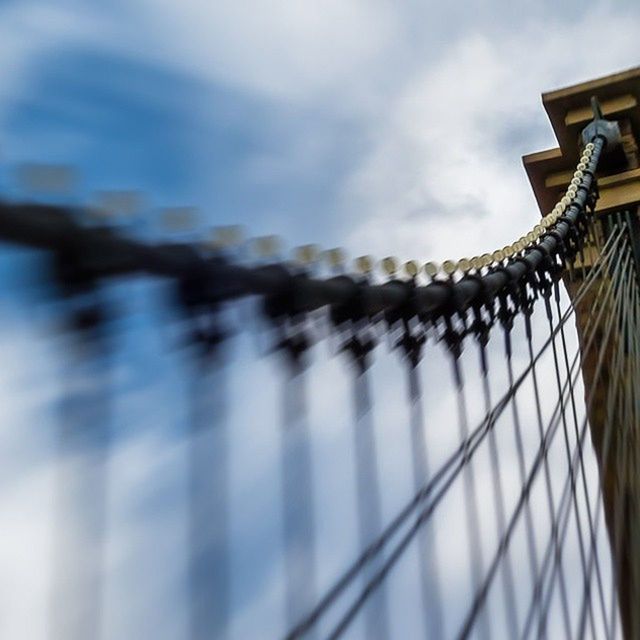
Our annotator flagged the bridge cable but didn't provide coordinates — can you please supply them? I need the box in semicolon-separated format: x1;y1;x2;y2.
518;235;628;639
459;243;632;640
533;241;633;639
284;218;624;639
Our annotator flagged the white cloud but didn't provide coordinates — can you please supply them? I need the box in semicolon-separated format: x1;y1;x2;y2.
341;11;640;263
0;3;633;638
0;1;127;136
127;0;402;109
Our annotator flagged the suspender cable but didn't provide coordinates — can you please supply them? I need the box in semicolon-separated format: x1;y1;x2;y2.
406;353;444;638
285;234;620;638
449;344;492;640
518;237;627;639
351;363;390;640
187;352;230;640
281;362;318;638
476;332;519;638
50;296;111;640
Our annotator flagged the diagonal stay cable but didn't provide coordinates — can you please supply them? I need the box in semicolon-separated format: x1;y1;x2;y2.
332;305;593;640
575;231;640;640
325;243;629;640
458;252;630;640
543;290;597;639
518;243;630;640
574;244;638;640
283;228;624;639
518;238;630;638
539;276;632;637
523;299;573;638
553;274;609;636
512;226;625;640
574;258;639;640
530;246;633;639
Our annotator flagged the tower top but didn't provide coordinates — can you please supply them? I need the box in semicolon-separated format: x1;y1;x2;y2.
524;65;640;214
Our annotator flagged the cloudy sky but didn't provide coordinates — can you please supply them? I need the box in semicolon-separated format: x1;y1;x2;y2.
0;1;639;639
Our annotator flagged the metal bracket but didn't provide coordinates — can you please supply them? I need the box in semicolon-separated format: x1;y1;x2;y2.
581;96;622;152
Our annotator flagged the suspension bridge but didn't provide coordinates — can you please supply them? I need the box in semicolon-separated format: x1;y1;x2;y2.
2;67;640;639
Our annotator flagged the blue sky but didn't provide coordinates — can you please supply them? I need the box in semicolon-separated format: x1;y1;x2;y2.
1;1;639;639
1;0;639;247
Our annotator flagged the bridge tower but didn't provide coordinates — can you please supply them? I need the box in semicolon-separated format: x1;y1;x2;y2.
524;67;640;639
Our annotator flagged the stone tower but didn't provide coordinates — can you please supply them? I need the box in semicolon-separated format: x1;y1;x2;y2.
524;66;640;639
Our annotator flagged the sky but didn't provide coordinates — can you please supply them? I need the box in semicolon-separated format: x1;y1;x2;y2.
0;1;639;639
